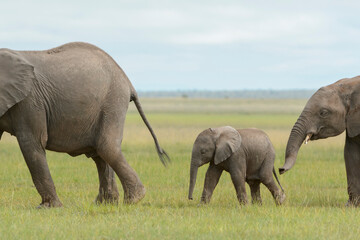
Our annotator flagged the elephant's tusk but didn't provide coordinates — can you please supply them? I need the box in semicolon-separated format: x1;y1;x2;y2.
304;134;312;145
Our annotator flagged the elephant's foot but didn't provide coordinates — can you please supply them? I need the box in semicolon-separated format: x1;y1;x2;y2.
200;197;211;204
37;199;63;209
345;197;360;207
95;189;120;205
237;193;248;206
124;184;146;204
238;199;248;206
251;198;263;205
274;191;286;206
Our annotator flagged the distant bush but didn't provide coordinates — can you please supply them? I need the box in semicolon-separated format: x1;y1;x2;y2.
138;89;315;99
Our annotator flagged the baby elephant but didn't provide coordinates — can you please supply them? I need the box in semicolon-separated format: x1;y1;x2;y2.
188;126;285;205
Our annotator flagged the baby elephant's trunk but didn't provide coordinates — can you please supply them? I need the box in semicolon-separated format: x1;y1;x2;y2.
188;162;199;200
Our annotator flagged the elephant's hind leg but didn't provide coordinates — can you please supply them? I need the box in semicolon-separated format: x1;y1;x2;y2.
92;156;119;204
263;179;285;205
261;178;284;206
260;154;285;205
95;109;145;204
96;141;145;204
248;180;262;205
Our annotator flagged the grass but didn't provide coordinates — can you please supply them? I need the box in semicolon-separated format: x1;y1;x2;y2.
0;98;359;239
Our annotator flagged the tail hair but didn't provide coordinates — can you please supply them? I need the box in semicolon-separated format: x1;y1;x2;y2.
131;93;170;166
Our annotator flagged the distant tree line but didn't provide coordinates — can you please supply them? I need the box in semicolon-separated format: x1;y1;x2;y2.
138;90;316;99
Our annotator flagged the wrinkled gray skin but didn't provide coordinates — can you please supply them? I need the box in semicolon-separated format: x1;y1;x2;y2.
0;42;169;208
279;77;360;206
189;126;285;205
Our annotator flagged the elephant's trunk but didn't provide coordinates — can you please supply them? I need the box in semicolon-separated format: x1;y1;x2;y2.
279;116;308;174
188;161;199;200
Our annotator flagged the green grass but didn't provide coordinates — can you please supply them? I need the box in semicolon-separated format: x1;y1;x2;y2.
0;98;359;239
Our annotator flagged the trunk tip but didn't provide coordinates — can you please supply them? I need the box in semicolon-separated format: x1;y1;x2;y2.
278;167;288;175
188;197;193;200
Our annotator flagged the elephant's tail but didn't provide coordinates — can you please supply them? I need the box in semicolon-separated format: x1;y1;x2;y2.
131;93;170;167
273;167;284;192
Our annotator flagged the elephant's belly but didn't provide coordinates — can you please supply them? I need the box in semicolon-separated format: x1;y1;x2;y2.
46;143;96;157
245;173;261;182
45;123;96;154
45;137;94;154
46;138;94;153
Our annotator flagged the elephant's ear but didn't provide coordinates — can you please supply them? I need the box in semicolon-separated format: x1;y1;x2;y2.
0;49;35;117
346;90;360;137
214;126;242;165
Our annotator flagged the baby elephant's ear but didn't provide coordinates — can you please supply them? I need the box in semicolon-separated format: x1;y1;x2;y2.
0;49;35;117
214;126;242;165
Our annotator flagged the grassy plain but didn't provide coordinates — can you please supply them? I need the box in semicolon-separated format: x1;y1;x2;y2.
0;98;358;239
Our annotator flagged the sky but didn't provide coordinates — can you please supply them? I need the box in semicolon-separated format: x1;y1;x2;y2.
1;0;360;91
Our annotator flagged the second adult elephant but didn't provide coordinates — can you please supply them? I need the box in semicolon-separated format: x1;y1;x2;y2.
279;76;360;206
0;42;169;208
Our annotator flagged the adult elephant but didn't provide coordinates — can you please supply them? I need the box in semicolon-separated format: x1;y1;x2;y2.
0;42;169;208
279;76;360;206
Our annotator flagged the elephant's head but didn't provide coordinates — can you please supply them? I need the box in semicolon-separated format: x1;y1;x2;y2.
188;126;241;200
279;77;360;174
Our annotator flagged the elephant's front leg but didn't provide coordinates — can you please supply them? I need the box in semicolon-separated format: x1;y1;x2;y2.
92;156;119;204
229;169;248;205
201;163;223;203
17;134;62;208
344;136;360;206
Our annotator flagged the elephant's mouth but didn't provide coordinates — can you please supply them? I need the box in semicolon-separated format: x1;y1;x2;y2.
304;133;313;144
305;127;325;144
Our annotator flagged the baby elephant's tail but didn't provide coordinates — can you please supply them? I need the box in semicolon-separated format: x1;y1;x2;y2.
273;167;284;192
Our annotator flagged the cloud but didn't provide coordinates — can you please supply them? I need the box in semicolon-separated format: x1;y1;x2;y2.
0;1;354;48
0;2;329;46
165;5;333;46
1;0;360;90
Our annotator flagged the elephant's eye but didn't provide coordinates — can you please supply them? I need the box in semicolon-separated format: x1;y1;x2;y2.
200;149;206;155
319;109;330;118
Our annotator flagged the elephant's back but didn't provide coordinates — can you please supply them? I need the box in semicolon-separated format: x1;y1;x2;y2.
238;128;274;156
20;42;132;105
22;42;130;89
25;42;115;61
238;128;275;179
46;42;104;53
238;128;271;144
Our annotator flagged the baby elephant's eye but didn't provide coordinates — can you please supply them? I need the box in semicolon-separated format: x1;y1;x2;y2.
200;149;206;155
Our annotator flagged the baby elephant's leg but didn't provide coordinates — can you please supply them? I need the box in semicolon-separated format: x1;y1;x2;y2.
260;155;285;205
201;164;223;203
261;171;285;205
230;169;248;205
248;180;262;205
261;177;285;205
